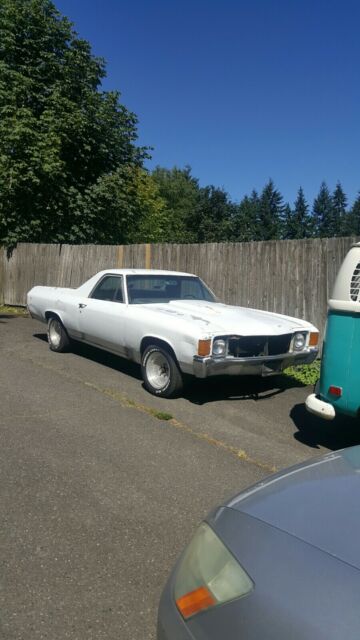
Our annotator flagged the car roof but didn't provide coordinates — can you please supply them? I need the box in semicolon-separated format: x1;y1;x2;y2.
96;269;197;277
227;446;360;570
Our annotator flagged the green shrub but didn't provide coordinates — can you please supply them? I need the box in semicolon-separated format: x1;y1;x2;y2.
284;360;320;386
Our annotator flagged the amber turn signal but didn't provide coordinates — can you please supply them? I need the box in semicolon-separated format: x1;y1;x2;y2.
309;332;319;346
176;586;216;619
198;339;211;356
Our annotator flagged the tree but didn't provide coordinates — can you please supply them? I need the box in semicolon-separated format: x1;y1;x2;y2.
151;166;201;242
345;193;360;236
231;191;259;242
283;187;312;239
331;182;347;236
312;182;333;237
195;185;234;243
257;180;284;240
129;169;170;243
0;0;147;247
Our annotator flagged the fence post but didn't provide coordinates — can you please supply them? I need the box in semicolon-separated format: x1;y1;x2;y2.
145;243;151;269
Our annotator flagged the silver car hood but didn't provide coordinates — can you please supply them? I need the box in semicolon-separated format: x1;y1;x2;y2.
148;300;312;336
227;447;360;569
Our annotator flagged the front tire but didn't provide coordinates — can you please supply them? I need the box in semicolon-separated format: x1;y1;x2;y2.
47;317;70;352
141;345;183;398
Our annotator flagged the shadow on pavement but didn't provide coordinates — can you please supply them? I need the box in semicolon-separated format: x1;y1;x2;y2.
291;402;360;450
182;374;304;405
0;314;21;322
34;333;143;381
33;332;307;403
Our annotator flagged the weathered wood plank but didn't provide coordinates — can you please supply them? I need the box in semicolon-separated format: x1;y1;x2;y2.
2;237;360;339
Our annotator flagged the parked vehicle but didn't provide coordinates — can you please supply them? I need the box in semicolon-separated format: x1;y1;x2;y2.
27;269;319;397
306;242;360;420
158;446;360;640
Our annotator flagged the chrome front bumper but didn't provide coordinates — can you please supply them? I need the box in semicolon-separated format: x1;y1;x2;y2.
193;348;318;379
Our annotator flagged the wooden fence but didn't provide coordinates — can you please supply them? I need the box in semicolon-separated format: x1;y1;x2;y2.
1;237;359;339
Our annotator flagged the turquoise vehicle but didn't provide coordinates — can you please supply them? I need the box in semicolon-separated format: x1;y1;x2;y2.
306;242;360;420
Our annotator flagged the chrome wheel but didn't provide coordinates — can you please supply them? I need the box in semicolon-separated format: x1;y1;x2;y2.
141;345;183;397
49;319;62;348
47;317;70;352
145;351;171;390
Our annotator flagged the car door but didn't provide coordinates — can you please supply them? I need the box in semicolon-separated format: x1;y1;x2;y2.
77;274;128;356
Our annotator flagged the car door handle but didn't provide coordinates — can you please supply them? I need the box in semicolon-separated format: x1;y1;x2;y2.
78;303;87;309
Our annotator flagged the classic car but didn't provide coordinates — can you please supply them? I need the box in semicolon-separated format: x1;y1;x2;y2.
158;446;360;639
27;269;319;397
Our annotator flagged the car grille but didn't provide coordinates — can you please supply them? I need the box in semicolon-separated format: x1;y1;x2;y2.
227;334;293;358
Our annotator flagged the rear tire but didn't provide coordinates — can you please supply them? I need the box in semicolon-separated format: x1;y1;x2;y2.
47;317;70;352
141;345;183;398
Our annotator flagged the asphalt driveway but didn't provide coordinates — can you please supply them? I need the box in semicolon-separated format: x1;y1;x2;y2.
1;316;359;639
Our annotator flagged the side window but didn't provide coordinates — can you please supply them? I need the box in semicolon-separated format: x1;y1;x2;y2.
90;276;124;303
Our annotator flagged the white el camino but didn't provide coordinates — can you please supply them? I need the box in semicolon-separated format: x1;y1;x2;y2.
27;269;319;397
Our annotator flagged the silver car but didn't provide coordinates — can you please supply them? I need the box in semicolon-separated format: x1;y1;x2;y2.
158;447;360;639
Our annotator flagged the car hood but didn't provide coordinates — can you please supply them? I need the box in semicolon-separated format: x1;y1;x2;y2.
227;447;360;569
147;300;313;335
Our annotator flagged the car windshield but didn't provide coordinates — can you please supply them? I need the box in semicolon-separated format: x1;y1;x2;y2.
126;275;217;304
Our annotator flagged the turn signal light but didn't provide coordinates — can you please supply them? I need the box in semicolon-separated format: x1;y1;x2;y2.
176;586;216;619
198;339;211;356
309;332;319;346
328;386;342;397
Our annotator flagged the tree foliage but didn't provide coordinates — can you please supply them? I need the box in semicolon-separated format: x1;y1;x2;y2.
0;1;359;248
283;187;312;239
257;180;284;240
331;182;347;236
0;0;148;246
151;166;200;243
312;182;333;237
346;193;360;235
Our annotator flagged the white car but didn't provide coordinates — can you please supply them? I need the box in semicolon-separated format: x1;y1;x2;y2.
27;269;319;397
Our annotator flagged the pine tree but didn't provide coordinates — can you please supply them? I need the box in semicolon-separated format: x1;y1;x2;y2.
283;187;311;239
257;180;284;240
312;182;333;237
195;186;234;243
231;191;259;242
331;182;347;236
345;193;360;235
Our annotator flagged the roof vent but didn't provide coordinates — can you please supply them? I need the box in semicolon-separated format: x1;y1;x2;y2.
350;262;360;301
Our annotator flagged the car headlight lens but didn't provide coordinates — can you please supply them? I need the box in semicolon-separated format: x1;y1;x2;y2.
293;332;306;351
174;522;253;619
212;339;226;356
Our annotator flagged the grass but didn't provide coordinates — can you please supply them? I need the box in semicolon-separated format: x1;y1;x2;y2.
283;360;321;386
0;304;28;316
148;409;173;421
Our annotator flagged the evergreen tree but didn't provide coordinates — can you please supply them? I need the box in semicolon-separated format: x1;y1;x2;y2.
257;180;284;240
331;182;347;236
345;193;360;235
283;187;311;239
312;182;333;237
231;191;259;242
282;204;294;239
195;186;234;242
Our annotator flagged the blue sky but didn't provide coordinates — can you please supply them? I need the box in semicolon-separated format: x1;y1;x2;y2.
56;0;360;206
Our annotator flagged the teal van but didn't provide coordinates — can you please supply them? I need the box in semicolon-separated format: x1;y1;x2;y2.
306;242;360;420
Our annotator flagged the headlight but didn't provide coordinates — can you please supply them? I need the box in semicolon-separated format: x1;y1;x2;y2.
174;522;253;619
212;339;226;356
293;332;306;351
